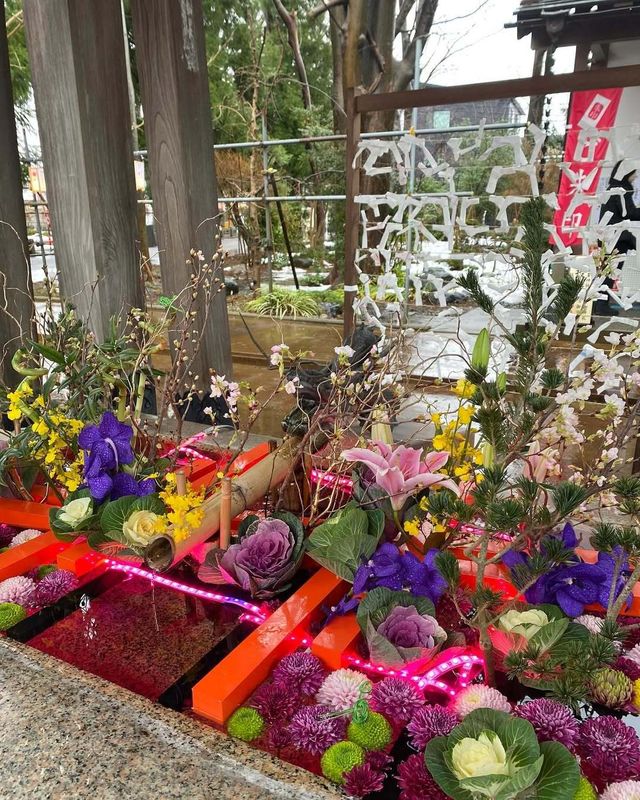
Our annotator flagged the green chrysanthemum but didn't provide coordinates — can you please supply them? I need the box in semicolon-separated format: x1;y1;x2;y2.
590;667;633;708
573;775;597;800
227;707;265;742
37;565;58;579
321;741;365;784
347;711;392;751
0;602;26;630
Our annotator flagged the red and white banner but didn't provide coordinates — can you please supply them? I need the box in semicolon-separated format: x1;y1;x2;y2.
553;88;623;246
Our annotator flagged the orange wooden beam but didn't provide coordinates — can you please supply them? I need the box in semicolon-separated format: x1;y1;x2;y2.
0;497;54;529
192;567;347;724
56;539;105;577
0;531;67;581
312;612;360;671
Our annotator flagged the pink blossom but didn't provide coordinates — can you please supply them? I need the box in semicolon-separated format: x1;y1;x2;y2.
341;441;457;510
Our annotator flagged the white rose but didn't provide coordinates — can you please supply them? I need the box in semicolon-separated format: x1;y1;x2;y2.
58;497;93;527
451;731;510;780
122;510;160;546
499;608;549;640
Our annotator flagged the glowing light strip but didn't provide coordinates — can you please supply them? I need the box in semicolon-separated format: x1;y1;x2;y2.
105;559;267;620
309;468;354;492
344;652;484;697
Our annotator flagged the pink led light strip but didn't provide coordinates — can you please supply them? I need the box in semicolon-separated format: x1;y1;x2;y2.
309;468;353;492
344;651;484;698
105;558;268;621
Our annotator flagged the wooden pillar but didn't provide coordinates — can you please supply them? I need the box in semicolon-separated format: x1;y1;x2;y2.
0;3;34;386
343;88;361;339
23;0;143;339
130;0;232;383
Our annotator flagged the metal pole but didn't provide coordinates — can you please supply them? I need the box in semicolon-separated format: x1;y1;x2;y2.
22;127;48;269
404;36;422;318
262;113;273;293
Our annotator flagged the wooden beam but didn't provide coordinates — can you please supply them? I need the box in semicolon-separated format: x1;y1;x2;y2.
23;0;143;339
130;0;232;383
0;3;35;385
355;64;640;114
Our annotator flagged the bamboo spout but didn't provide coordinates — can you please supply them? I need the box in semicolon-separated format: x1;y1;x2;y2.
144;438;300;572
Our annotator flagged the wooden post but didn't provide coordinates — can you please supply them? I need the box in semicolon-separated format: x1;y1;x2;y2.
0;3;35;386
343;87;361;339
23;0;143;339
130;0;232;383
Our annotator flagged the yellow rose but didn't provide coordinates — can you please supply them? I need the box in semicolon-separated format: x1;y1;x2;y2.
58;496;93;527
498;608;549;640
451;731;509;780
123;510;160;546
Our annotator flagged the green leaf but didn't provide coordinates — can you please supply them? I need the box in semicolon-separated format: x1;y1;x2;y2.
425;736;475;800
237;514;260;540
527;619;570;655
100;493;165;537
471;328;491;372
459;773;511;799
357;587;435;633
365;618;406;667
535;741;580;800
30;341;65;364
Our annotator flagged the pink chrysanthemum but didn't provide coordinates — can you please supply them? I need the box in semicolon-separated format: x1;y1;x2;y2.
369;678;424;723
407;704;458;750
250;682;300;724
34;569;79;606
577;716;640;788
615;656;640;682
601;780;640;800
514;699;579;751
0;524;18;546
272;652;325;696
288;704;347;755
0;576;36;607
343;764;385;797
266;725;292;751
451;684;510;718
396;754;447;800
575;614;604;635
9;529;42;547
627;644;640;667
316;668;370;712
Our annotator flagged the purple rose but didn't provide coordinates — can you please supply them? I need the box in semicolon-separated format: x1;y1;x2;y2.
378;605;441;648
220;518;301;598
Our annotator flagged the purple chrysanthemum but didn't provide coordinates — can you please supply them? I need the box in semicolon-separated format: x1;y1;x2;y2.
343;763;385;797
406;704;458;751
0;575;36;607
33;569;79;606
577;716;640;788
266;725;292;751
615;657;640;681
288;704;347;755
272;652;325;696
9;529;42;547
514;699;579;751
396;754;447;800
369;678;424;723
0;524;18;546
250;682;300;725
366;750;393;772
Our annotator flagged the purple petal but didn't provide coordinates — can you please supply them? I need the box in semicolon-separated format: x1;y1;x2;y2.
555;588;587;617
87;473;113;502
78;424;101;450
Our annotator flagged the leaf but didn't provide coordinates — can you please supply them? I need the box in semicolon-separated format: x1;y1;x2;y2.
528;619;570;656
459;773;511;799
357;587;435;633
100;492;165;537
365;618;405;666
498;715;541;771
424;737;474;800
198;547;228;584
306;504;382;581
506;756;543;797
237;514;259;540
535;741;580;800
30;341;65;364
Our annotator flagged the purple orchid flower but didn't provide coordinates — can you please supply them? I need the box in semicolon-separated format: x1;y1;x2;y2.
526;562;607;617
341;441;458;511
502;523;579;571
79;412;136;501
111;473;156;500
596;547;632;610
403;549;448;603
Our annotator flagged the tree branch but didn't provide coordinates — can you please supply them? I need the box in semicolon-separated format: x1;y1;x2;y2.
395;0;414;38
393;0;440;92
272;0;312;109
309;0;347;20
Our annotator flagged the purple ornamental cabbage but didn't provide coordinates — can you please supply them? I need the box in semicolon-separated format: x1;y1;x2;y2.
220;517;303;599
378;605;442;649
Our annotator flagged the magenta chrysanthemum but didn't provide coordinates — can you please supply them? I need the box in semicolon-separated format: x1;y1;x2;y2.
366;750;393;772
272;652;325;696
451;684;510;718
0;576;36;607
369;678;423;723
577;716;640;787
407;704;458;750
396;754;447;800
250;682;300;724
0;523;18;546
601;780;640;800
343;764;385;797
34;569;79;606
9;529;42;547
615;657;640;681
288;704;347;755
266;725;292;751
514;699;579;751
316;669;370;712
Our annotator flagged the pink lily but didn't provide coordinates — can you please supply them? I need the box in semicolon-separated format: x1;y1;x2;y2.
341;441;458;510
